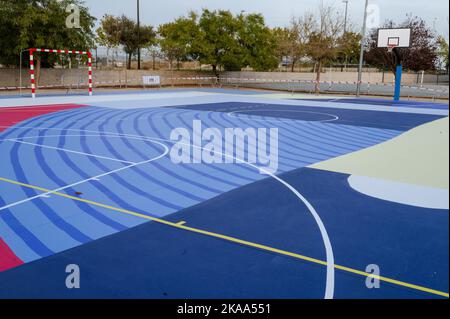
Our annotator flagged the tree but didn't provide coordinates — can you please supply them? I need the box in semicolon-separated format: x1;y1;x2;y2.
147;44;163;70
305;3;344;92
158;12;200;70
273;15;314;72
336;31;362;66
97;15;155;69
236;13;278;71
436;36;449;72
195;9;243;74
364;16;438;74
0;0;96;83
96;14;121;66
158;9;278;75
156;9;278;74
273;27;291;67
117;15;155;69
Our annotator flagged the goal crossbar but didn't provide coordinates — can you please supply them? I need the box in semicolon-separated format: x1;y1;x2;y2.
29;48;93;98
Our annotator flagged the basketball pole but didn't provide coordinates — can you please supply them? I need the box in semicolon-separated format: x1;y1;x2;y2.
356;0;369;97
392;48;403;101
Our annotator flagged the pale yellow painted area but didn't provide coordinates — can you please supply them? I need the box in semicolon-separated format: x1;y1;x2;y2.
311;117;449;189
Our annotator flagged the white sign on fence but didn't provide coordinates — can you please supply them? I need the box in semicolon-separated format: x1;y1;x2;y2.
142;75;161;86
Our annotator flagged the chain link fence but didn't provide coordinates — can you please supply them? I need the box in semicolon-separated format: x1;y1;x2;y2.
0;68;448;100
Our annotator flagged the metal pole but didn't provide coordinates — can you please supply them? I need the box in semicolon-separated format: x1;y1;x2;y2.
343;0;349;34
343;0;349;71
137;0;141;70
19;50;23;96
356;0;369;97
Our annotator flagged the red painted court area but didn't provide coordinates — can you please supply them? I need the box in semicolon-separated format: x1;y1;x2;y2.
0;103;86;271
0;104;87;132
0;238;23;272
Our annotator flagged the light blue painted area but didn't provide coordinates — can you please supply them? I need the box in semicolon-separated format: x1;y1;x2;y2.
0;87;270;100
2;89;446;116
348;175;449;210
0;221;42;263
4;200;82;254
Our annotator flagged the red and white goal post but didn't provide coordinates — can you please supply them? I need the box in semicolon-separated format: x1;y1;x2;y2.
29;48;93;98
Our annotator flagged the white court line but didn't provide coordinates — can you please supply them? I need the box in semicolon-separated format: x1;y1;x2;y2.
0;137;169;212
0;127;335;299
228;109;340;124
5;139;136;165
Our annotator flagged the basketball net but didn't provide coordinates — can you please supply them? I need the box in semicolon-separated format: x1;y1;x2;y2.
387;45;397;53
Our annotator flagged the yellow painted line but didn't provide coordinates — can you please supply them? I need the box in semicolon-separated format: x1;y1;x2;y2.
177;221;187;226
0;176;448;298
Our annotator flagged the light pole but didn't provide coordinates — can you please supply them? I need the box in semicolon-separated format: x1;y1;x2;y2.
137;0;141;70
343;0;349;34
343;0;349;71
356;0;369;97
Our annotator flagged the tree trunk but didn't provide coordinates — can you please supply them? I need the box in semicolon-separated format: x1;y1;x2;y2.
152;54;156;70
291;60;295;72
212;65;219;82
315;60;322;94
127;53;132;70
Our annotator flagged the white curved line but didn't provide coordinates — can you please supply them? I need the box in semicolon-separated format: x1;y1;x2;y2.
0;137;169;212
228;109;339;123
171;138;336;299
6;138;136;165
1;126;336;299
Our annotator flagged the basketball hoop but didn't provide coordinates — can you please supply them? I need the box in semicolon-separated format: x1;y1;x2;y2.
376;28;412;101
387;37;400;53
387;44;397;53
377;28;411;49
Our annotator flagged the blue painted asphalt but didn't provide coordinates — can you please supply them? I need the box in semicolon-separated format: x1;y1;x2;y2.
0;167;446;298
0;102;403;265
296;98;448;110
0;95;447;298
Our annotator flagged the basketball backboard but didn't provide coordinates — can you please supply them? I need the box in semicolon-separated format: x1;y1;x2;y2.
377;28;411;48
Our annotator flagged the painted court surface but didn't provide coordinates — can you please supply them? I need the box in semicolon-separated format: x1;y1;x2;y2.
0;89;448;299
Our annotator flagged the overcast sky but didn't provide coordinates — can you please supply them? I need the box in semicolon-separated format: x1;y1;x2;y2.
83;0;449;39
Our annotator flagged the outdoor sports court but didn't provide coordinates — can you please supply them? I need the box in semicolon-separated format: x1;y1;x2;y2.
0;88;448;299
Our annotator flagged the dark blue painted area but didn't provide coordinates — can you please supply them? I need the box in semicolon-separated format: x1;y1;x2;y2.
279;168;448;298
293;98;449;110
0;167;446;298
339;98;449;110
0;217;326;299
173;102;445;131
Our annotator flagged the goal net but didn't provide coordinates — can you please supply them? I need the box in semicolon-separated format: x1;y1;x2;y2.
29;48;93;98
